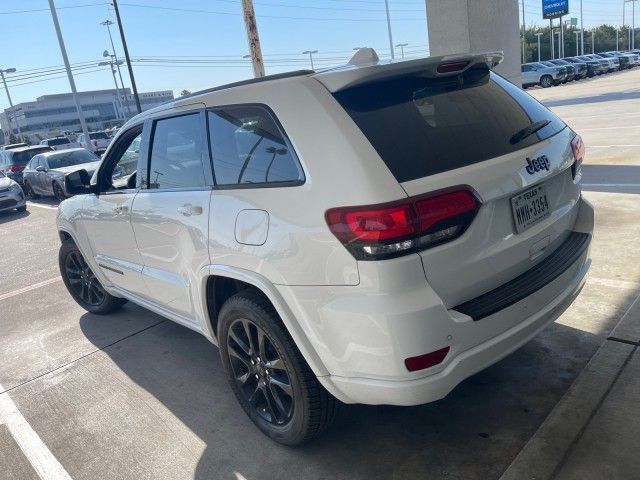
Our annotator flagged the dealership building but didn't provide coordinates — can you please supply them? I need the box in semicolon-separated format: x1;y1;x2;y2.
0;88;174;142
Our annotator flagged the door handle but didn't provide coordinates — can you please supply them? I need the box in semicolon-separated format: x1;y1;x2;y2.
177;204;203;216
113;204;129;214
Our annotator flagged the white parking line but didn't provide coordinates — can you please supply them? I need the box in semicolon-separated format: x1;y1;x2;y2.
26;202;58;210
0;382;73;480
0;277;62;302
578;125;640;131
582;184;640;188
587;145;640;148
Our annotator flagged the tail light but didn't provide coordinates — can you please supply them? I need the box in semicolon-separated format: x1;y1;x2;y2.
571;134;584;180
325;188;480;260
10;164;25;173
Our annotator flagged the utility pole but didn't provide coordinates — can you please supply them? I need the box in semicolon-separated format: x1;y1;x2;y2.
522;0;526;62
384;0;394;59
101;19;131;117
560;16;564;58
48;0;92;151
0;68;22;141
580;0;584;55
574;31;580;55
617;28;620;50
112;0;142;113
634;0;636;49
302;50;318;70
535;33;543;61
395;43;408;58
592;30;595;53
241;0;265;78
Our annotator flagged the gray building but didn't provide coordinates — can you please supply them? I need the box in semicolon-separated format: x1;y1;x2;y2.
0;88;174;143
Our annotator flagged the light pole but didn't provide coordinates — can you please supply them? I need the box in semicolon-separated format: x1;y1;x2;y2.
100;20;131;117
0;67;22;141
592;30;595;53
395;43;408;58
48;0;92;151
112;0;142;113
99;58;125;122
535;33;543;61
574;31;580;55
302;50;318;70
522;0;526;62
384;0;394;59
580;0;584;54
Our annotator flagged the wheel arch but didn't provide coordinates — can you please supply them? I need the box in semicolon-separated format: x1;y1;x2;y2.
199;265;329;377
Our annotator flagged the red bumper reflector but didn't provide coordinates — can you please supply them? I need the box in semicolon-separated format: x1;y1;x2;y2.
404;347;450;372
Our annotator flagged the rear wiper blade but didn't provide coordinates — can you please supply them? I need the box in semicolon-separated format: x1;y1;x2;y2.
510;119;551;145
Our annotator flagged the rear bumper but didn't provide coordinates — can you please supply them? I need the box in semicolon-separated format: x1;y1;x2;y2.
286;197;594;405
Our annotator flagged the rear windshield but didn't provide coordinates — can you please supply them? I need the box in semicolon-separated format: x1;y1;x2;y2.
48;150;99;169
89;132;108;140
334;67;566;182
47;138;70;146
11;148;52;164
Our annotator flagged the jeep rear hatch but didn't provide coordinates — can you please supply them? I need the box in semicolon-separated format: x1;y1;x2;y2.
330;58;583;310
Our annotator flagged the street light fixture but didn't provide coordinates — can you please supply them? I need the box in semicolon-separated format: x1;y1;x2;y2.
0;67;22;141
302;50;318;70
100;19;131;117
395;43;408;58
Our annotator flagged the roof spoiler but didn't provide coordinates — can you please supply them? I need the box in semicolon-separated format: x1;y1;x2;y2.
314;50;504;92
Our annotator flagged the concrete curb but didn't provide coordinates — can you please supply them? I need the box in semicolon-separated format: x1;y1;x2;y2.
500;292;640;480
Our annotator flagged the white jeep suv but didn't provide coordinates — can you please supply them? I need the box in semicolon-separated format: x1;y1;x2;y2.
57;51;593;445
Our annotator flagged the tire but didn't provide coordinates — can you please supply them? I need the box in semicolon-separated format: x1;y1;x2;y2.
53;182;66;201
59;240;127;314
23;181;37;199
16;205;26;212
540;75;553;88
218;291;339;446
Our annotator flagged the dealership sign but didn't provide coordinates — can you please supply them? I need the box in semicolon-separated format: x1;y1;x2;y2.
542;0;569;19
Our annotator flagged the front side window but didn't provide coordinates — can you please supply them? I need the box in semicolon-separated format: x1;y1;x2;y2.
99;127;143;191
147;113;205;190
207;105;304;187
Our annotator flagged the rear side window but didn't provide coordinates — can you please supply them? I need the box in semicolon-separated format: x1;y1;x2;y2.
334;68;565;183
48;138;70;146
148;113;206;190
13;148;51;164
207;105;304;187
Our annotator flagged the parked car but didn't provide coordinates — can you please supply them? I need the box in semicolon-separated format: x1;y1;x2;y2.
604;51;640;68
0;145;52;185
521;62;565;88
0;142;28;151
586;54;619;72
57;52;593;445
77;131;111;153
39;136;80;151
598;52;630;69
0;170;26;213
539;61;573;82
550;59;587;79
564;56;600;77
22;148;101;201
576;55;609;74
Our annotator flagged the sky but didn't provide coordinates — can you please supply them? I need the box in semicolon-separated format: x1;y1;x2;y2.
0;0;633;110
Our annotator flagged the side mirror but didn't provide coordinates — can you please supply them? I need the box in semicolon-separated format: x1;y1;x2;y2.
35;165;46;172
65;169;94;195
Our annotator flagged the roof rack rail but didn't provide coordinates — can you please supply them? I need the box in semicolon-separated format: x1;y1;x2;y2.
178;70;314;101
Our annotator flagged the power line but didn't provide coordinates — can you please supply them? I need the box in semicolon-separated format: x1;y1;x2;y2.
0;2;107;15
118;2;425;21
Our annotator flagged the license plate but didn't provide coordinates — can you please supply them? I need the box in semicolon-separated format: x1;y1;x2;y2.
511;184;551;233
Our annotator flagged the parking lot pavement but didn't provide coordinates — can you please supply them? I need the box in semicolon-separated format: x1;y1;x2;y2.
0;69;639;480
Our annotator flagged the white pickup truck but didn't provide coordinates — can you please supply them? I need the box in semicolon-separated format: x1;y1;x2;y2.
77;131;111;153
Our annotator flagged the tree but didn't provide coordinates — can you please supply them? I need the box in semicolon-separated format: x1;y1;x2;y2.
180;89;191;97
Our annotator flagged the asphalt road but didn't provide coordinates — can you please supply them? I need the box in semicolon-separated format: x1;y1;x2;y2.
1;68;639;480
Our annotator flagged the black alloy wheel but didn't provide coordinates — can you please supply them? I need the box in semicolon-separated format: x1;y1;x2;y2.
64;249;106;307
227;317;294;426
